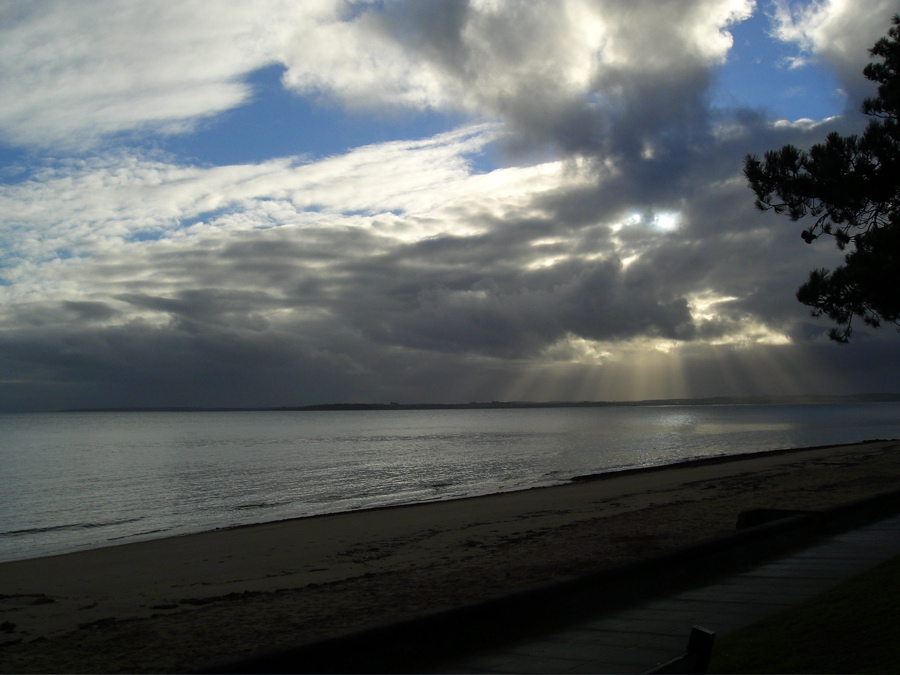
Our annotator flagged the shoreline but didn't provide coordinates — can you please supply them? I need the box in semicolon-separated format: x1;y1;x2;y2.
0;442;846;567
3;439;900;672
11;438;891;567
568;437;896;481
216;437;894;529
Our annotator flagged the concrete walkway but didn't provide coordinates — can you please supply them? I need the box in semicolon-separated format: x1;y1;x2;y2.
426;512;900;674
201;490;900;674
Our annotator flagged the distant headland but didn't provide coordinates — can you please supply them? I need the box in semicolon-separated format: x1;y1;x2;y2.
60;393;900;413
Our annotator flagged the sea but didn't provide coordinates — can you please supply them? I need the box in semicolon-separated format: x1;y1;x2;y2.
2;402;900;564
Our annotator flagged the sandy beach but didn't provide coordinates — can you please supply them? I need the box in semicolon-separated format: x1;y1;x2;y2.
2;440;900;673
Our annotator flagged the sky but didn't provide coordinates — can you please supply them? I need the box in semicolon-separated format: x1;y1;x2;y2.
1;0;899;412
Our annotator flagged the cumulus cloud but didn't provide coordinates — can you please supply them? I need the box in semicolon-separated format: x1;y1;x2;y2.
280;0;755;159
1;0;756;154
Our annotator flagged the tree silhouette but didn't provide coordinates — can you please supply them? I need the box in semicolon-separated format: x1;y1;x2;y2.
744;15;900;342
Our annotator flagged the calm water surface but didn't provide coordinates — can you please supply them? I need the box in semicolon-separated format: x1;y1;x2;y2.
1;403;899;562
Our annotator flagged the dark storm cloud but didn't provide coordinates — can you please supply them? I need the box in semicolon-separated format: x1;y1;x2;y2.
61;301;120;322
96;214;698;358
115;290;288;332
0;322;367;411
340;256;697;357
371;0;731;165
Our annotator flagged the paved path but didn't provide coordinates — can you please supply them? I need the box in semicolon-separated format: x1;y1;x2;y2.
427;512;900;674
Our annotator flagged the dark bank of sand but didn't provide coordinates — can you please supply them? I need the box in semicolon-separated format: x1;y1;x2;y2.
2;440;900;673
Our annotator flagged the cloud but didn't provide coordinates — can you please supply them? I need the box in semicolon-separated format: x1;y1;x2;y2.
1;0;891;159
1;0;756;156
769;0;899;111
0;0;308;149
281;0;755;158
0;125;500;275
0;109;878;410
3;2;900;411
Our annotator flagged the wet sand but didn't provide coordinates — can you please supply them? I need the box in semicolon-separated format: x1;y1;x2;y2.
2;440;900;673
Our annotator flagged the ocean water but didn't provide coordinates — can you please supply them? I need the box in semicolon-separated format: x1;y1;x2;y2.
1;403;899;563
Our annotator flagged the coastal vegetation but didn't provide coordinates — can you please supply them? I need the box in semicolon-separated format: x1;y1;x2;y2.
745;16;900;342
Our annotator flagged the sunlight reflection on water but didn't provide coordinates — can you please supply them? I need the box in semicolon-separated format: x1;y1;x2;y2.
2;403;899;562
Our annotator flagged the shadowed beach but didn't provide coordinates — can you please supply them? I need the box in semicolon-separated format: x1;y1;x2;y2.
2;440;900;673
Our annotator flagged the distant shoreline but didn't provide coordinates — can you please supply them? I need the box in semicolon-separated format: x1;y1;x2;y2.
57;392;900;413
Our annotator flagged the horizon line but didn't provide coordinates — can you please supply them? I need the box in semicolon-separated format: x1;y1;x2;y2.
52;392;900;414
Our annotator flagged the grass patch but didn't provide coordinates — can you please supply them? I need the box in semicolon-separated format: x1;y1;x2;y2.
709;553;900;673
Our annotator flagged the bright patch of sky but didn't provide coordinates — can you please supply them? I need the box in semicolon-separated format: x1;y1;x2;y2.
0;64;489;177
713;3;846;121
160;64;486;169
